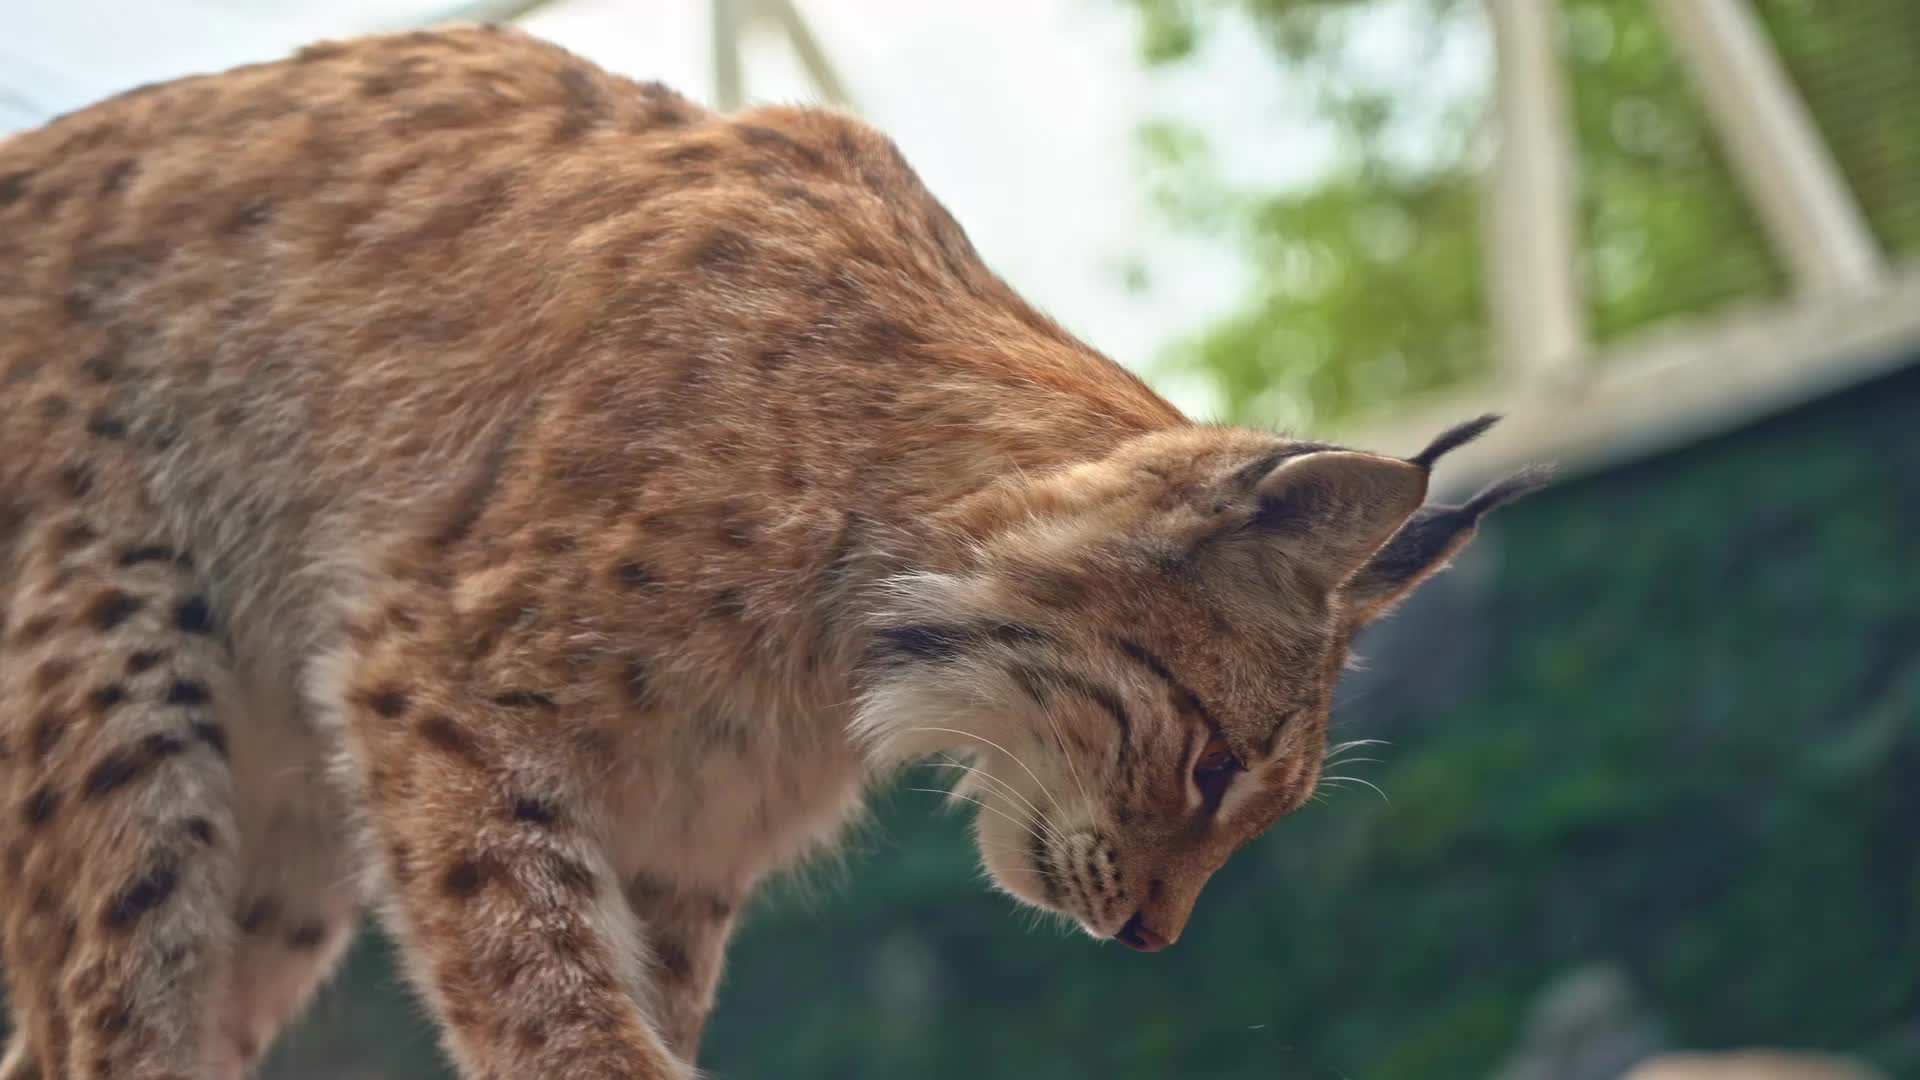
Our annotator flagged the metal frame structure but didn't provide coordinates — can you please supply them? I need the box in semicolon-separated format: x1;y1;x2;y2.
711;0;851;111
1337;0;1916;494
419;0;850;109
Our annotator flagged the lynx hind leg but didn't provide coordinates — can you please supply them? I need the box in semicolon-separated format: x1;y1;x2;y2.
0;501;240;1079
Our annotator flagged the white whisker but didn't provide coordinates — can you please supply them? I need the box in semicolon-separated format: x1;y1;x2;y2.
1319;775;1390;803
894;726;1064;817
918;758;1069;847
932;754;1053;826
905;787;1054;847
1036;701;1093;811
1328;738;1390;755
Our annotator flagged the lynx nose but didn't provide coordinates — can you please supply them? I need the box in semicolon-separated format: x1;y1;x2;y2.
1115;911;1172;953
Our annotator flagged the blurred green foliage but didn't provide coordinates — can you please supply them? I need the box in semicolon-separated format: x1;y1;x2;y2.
1129;0;1920;428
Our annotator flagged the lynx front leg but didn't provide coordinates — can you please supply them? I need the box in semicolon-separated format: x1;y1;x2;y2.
623;873;742;1060
334;616;687;1080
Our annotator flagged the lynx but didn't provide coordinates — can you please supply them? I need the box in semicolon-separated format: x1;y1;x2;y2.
0;25;1545;1079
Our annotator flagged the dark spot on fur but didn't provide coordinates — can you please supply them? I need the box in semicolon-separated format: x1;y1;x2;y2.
183;816;216;845
100;158;138;195
441;858;492;899
550;68;605;141
0;170;30;207
363;686;409;718
360;72;403;97
32;183;70;217
140;732;187;759
86;412;128;440
88;683;129;714
165;679;211;706
860;317;919;359
57;465;94;501
174;595;215;634
191;721;228;758
756;344;798;371
238;896;282;934
29;708;68;760
491;690;556;710
125;649;167;675
102;861;179;929
738;123;829;170
15;612;58;644
514;1020;550;1051
709;590;746;619
691;227;753;273
654;936;693;980
59;520;100;549
406;168;516;243
82;351;120;383
770;181;833;211
418;714;483;763
511;796;559;826
87;589;144;631
616;561;654;588
33;656;76;692
82;745;150;798
118;544;178;567
22;786;60;827
285;920;327;949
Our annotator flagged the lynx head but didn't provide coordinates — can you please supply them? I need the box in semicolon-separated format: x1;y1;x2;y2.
856;415;1547;950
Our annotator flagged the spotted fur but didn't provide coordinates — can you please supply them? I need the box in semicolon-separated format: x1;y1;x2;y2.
0;25;1542;1079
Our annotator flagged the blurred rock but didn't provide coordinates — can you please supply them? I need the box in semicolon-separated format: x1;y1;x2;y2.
1624;1050;1889;1080
1491;965;1666;1080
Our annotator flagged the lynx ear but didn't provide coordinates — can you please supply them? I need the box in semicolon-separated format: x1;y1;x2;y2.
1247;451;1429;584
1344;465;1553;625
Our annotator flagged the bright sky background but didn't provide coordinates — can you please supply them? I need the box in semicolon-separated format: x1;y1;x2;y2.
2;0;1480;420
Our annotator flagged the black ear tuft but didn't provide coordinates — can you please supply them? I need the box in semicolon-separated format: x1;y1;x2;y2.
1464;464;1555;515
1411;414;1501;469
1342;463;1552;625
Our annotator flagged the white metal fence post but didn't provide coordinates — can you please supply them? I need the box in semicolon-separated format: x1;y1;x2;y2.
1652;0;1885;295
1485;0;1589;384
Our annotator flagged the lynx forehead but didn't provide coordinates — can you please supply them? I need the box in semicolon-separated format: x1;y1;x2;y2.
0;24;1543;1079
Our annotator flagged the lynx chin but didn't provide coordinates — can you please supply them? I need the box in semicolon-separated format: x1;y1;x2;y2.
0;24;1547;1079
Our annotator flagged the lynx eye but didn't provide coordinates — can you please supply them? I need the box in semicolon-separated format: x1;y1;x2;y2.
1193;734;1243;808
1194;735;1240;775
